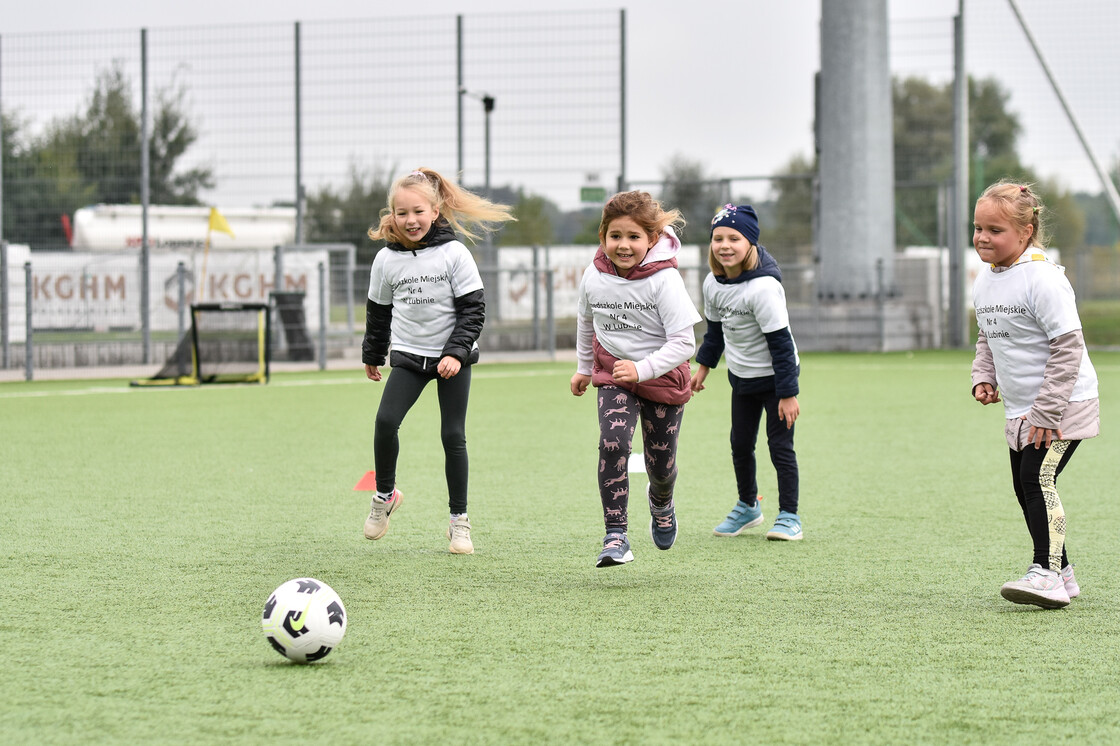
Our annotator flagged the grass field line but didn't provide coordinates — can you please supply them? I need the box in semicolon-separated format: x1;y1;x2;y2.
0;367;567;399
0;385;146;399
2;357;1115;400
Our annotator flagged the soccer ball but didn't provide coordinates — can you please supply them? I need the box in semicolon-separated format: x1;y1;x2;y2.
261;578;347;663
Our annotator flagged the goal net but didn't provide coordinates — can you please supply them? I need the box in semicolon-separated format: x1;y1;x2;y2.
133;302;271;386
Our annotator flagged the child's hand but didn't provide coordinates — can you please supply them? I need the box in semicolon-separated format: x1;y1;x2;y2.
570;373;591;396
779;396;800;429
973;382;1000;405
437;356;462;379
612;360;638;383
1026;419;1063;450
365;364;382;381
690;365;710;393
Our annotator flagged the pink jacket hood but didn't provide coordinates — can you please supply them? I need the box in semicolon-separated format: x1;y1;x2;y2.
592;225;681;280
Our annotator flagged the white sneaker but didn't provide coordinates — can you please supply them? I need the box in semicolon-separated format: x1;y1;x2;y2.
1061;564;1080;599
1000;564;1070;609
363;489;403;540
447;515;474;554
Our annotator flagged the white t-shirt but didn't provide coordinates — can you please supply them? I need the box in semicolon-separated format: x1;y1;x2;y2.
367;240;483;358
972;250;1098;418
577;265;701;363
702;273;798;379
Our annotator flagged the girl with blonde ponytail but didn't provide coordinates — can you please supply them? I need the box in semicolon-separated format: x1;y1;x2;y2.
361;168;514;555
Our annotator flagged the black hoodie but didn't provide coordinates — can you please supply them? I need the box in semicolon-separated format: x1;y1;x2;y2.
361;218;486;368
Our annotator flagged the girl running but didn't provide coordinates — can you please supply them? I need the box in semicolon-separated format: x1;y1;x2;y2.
362;167;514;555
570;191;702;567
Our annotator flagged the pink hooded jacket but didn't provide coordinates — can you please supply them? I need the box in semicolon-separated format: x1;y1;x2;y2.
587;229;693;405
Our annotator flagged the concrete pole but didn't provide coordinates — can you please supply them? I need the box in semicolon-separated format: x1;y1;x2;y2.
817;0;895;300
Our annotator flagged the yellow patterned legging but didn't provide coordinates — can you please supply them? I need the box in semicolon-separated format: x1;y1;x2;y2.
1009;440;1079;572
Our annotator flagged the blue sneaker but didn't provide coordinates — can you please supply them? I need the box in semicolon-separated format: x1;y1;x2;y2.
596;532;634;567
765;511;803;541
648;490;677;550
713;498;763;536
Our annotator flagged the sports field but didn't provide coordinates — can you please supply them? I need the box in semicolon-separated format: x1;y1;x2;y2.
3;350;1118;744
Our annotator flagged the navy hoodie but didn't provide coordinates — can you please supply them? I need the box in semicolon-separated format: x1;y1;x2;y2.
695;246;799;398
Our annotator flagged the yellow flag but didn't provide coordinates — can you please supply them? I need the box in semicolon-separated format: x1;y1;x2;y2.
208;207;235;238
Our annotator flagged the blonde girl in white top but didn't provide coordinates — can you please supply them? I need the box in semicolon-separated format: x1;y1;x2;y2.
971;180;1099;609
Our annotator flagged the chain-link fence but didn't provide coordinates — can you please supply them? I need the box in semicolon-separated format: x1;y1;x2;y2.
892;3;1120;302
1;10;623;247
0;241;587;377
3;3;1119;376
0;9;624;375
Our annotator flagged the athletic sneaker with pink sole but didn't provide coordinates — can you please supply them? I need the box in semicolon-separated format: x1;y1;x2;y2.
1061;564;1080;599
363;488;403;540
1000;564;1070;609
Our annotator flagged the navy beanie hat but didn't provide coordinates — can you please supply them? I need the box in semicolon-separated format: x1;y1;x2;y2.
710;204;760;245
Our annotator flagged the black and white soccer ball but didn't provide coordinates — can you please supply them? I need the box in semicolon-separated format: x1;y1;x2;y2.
261;578;347;663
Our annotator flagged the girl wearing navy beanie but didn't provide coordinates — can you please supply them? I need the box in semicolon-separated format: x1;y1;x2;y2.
691;204;803;541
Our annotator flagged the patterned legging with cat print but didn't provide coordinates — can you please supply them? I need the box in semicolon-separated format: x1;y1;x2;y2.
596;385;685;534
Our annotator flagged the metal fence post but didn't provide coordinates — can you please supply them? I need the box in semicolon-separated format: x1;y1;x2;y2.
1;241;8;369
294;21;305;245
345;243;356;334
532;245;541;350
456;15;464;181
0;35;4;244
318;260;327;370
177;262;186;340
876;257;886;353
274;244;284;294
273;244;285;354
176;261;187;377
140;27;151;364
24;261;33;381
618;8;627;193
545;268;555;358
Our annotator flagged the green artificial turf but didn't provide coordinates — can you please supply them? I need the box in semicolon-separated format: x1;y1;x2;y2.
2;351;1119;744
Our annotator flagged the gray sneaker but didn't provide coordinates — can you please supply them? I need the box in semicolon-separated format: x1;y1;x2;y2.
648;490;677;551
363;488;403;540
596;532;634;568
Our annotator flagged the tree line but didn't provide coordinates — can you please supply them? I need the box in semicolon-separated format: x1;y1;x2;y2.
3;65;1116;271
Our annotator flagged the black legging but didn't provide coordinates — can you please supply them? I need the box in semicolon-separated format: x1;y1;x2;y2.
374;364;472;514
1010;439;1079;571
730;386;799;514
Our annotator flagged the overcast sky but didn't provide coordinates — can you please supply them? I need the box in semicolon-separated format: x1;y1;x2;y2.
4;1;1116;196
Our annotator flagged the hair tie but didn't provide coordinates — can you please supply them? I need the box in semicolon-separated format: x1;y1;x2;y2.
1032;206;1040;215
410;170;425;177
1019;185;1028;193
